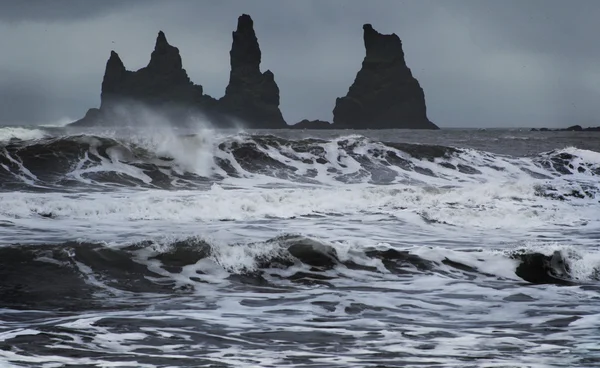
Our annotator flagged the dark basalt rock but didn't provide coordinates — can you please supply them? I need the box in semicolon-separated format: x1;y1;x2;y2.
72;31;213;127
286;239;339;269
531;125;600;132
71;16;441;130
71;108;102;127
71;15;285;128
218;14;287;129
291;119;332;129
333;24;438;130
103;31;210;108
101;33;196;107
512;250;574;285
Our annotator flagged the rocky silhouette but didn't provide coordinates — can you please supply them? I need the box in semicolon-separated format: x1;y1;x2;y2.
71;16;438;130
72;31;213;127
333;24;438;129
531;125;600;132
218;14;286;128
101;32;206;108
71;15;285;128
291;119;332;129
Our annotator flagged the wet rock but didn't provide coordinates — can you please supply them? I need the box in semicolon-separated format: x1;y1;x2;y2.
512;251;574;285
291;119;332;129
287;239;339;269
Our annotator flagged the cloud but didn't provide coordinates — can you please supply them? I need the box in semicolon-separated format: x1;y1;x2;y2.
0;0;151;23
0;0;598;127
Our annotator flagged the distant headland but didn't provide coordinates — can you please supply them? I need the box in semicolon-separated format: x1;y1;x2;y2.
530;125;600;132
70;14;438;130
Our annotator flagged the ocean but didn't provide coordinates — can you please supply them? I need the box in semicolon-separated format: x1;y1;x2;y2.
0;125;599;367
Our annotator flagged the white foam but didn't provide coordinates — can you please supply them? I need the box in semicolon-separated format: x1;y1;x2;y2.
0;127;47;141
125;127;222;177
0;149;39;185
66;136;153;185
412;246;522;280
3;133;600;368
0;328;40;342
38;117;74;127
0;181;590;228
559;146;600;166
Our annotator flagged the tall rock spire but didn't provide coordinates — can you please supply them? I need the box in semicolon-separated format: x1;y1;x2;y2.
229;14;261;73
219;14;286;128
100;51;129;107
147;31;184;75
333;24;438;129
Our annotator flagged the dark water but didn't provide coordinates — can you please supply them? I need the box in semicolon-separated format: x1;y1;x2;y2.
1;126;599;367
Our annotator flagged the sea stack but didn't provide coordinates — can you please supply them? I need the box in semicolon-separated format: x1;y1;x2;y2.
101;31;206;108
72;31;211;126
71;16;439;130
333;24;438;129
70;15;285;128
218;14;286;129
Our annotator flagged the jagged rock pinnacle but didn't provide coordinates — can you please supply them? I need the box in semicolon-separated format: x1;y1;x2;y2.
220;14;286;128
100;51;128;107
148;30;183;72
230;14;261;72
333;24;438;129
156;30;168;49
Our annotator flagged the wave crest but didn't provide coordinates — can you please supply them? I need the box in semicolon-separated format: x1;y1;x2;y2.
1;132;598;198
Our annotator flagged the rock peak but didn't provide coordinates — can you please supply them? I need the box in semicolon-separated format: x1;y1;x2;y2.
101;50;128;107
237;14;254;30
107;50;125;69
155;30;169;51
362;24;403;62
99;31;192;112
73;15;438;130
147;30;183;72
333;23;437;129
230;14;261;72
220;13;286;128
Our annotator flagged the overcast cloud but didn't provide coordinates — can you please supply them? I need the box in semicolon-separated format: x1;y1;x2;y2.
0;0;598;128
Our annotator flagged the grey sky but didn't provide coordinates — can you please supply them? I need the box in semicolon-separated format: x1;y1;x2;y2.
0;0;598;128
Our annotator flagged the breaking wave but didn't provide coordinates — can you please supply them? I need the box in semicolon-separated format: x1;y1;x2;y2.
1;129;599;201
2;127;600;368
3;235;598;310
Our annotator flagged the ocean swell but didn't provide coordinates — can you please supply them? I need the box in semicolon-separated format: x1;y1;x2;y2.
1;131;598;199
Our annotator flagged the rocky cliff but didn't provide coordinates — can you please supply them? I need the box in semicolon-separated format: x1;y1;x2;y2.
333;24;438;129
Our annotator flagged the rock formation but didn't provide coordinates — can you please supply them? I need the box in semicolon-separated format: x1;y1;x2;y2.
332;24;438;129
101;31;207;108
531;125;600;132
71;16;440;130
218;14;286;129
72;31;213;127
291;119;332;129
71;15;285;128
